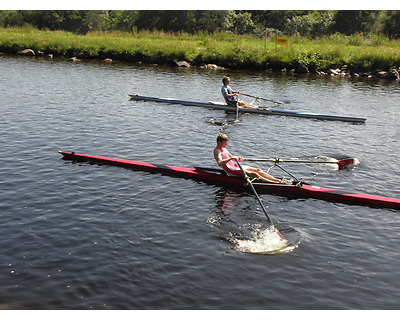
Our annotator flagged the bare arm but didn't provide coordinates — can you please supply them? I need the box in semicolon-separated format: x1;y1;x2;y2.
214;148;244;167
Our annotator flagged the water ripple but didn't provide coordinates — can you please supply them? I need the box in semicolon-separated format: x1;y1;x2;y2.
1;57;399;309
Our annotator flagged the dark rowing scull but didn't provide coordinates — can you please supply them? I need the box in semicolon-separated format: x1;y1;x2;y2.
129;94;366;123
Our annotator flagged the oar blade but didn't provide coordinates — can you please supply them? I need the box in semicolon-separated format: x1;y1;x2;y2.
273;226;286;239
337;158;356;170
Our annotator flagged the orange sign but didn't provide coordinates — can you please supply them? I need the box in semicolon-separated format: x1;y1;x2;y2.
276;37;288;46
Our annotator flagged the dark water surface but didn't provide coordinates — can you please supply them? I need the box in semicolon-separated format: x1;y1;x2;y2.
1;55;399;309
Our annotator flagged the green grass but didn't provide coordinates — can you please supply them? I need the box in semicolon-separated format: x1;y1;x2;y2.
1;26;400;72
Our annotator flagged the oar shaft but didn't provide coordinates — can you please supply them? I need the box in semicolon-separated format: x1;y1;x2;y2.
245;158;340;164
236;160;286;240
241;93;284;105
244;157;355;170
235;160;272;224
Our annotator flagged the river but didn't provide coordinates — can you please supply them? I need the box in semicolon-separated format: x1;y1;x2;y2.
1;55;399;310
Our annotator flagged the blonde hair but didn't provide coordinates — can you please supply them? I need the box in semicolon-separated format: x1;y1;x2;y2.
216;133;229;143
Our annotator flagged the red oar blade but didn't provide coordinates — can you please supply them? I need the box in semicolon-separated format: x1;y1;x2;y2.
274;227;286;239
337;158;355;170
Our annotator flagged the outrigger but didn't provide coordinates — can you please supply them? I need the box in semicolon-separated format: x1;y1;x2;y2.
59;151;399;209
129;94;366;123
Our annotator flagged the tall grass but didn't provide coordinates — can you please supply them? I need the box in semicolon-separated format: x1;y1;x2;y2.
1;27;400;72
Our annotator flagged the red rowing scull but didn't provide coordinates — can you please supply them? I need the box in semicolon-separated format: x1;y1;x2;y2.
59;151;400;210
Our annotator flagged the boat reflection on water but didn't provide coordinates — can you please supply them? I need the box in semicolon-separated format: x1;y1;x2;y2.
207;189;301;254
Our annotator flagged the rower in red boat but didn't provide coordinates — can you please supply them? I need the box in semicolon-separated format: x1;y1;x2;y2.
214;133;285;184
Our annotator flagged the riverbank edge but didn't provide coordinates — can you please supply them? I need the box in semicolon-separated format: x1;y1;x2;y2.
2;46;400;81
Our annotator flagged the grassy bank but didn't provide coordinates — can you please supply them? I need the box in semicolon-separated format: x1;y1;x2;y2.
1;26;400;74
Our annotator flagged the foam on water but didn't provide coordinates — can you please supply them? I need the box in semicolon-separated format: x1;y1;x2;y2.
232;227;297;254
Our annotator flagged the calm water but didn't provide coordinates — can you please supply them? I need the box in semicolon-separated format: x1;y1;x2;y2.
1;55;399;309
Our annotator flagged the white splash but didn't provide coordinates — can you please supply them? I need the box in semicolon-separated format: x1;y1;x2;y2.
233;227;294;254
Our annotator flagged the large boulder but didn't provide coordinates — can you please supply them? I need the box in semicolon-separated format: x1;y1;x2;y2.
200;64;226;70
174;59;190;67
327;68;341;76
18;49;35;56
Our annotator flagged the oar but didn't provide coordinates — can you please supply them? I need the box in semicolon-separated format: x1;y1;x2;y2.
244;157;355;170
241;93;284;105
235;100;240;122
235;160;285;239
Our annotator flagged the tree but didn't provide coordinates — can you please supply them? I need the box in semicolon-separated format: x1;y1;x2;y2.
2;9;400;38
249;10;309;32
232;11;256;34
333;10;374;35
383;10;400;38
82;10;112;32
109;11;139;32
193;11;235;33
17;10;65;30
285;11;335;37
0;10;26;27
135;11;196;32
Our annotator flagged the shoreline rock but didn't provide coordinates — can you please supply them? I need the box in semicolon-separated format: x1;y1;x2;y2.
200;64;227;70
174;59;190;67
17;48;35;56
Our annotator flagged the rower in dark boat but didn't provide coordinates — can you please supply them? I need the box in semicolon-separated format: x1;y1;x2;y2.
221;76;254;108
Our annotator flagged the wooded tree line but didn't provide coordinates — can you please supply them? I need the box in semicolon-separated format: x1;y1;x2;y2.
1;10;400;38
